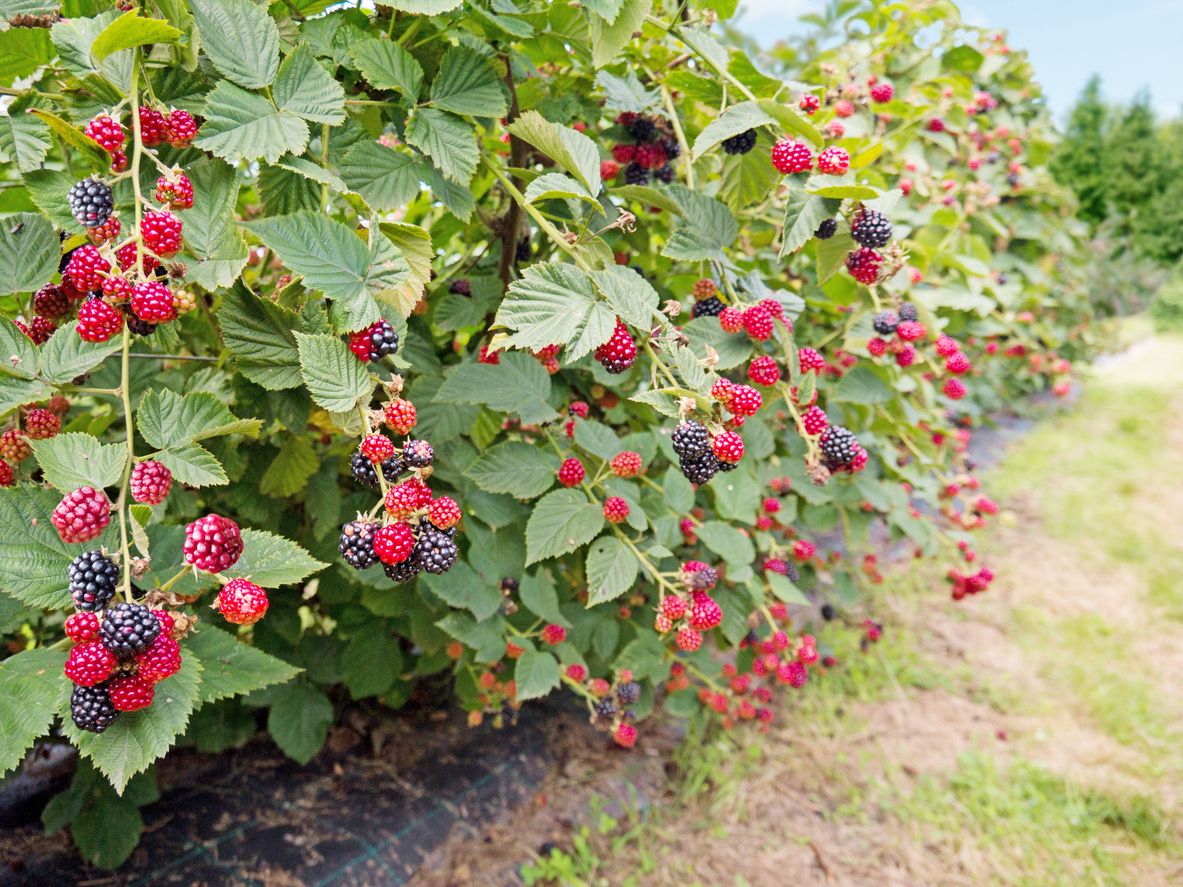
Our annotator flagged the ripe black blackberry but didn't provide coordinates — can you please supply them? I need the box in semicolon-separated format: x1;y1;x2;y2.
500;577;519;593
850;208;892;248
624;162;649;185
721;128;757;155
414;523;457;574
689;566;718;591
125;311;156;337
815;218;838;239
654;164;675;183
70;683;118;733
515;237;531;263
661;138;681;160
671;421;710;461
339;520;379;569
362;320;399;361
783;560;800;583
680;452;719;485
717;458;738;473
594;697;617;718
627;117;656;142
99;602;161;659
616;681;641;705
67;178;114;228
898;302;918;322
872;310;899;336
350;451;404;487
402;439;434;469
691;296;725;318
819;425;859;468
449;278;471;296
820;602;835;621
68;551;120;611
384;557;421;584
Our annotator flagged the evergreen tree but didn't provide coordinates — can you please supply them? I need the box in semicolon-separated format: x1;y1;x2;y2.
1051;76;1109;226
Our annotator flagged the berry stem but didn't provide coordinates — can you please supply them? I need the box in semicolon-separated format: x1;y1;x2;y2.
648;16;757;103
115;326;136;601
157;566;190;594
356;404;390;501
641;339;680;390
484;161;594;272
658;81;694;188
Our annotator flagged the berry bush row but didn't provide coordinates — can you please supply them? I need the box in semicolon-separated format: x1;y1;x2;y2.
0;0;1096;867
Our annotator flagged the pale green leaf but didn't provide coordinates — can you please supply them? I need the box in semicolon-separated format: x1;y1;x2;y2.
524;172;595;206
30;433;125;491
231;527;326;588
405;107;477;185
37;322;121;384
0;648;66;777
158;443;227;487
0;212;57;297
217;284;303;390
690;100;774;160
339;141;422;211
0;108;51;174
0;317;38;379
779;183;841;258
507;110;601;195
429;45;506;118
592;265;659;329
588;0;650;68
348;36;423;99
525;488;604;565
585;535;638;605
294;332;375;414
137;389;261;449
464;440;559;499
274;44;345;124
195;81;308;165
91;10;179;62
495;261;615;362
188;0;279;89
435;352;556;425
514;647;560;701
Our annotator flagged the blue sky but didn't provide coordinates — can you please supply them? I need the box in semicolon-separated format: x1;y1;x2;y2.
736;0;1183;122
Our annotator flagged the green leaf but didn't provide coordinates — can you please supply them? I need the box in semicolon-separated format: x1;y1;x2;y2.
91;10;179;62
158;443;227;487
294;332;375;414
378;222;432;316
696;520;754;566
217;284;303;390
662;189;738;262
349;36;423;99
833;366;894;404
805;173;879;200
507;111;601;195
518;570;566;624
683;316;752;370
756;98;823;147
573;419;623;462
495;262;615;362
339;141;422;211
766;572;809;606
779;183;841;258
138;389;261;449
0;29;52;86
0;648;66;777
259;437;319;497
816;231;855;284
592;265;659;329
428;45;506;118
0;111;51;174
51;12;133;94
181;157;248;288
267;681;332;764
595;69;660;113
0;377;51;416
691;100;774;160
183;625;300;704
588;0;650;68
420;561;502;620
514;647;560;701
30;433;125;492
0;212;57;296
381;0;462;11
0;317;39;379
68;768;145;869
188;0;279;89
582;0;625;23
274;44;345;125
62;654;202;793
525;488;604;565
231;527;326;588
464;440;559;499
195;81;308;165
405;107;478;186
37;321;121;384
0;486;116;610
585;535;638;605
340;625;403;699
435;352;557;425
524;172;595;206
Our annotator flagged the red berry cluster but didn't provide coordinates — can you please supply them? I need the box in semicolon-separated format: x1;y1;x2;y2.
605;112;679;186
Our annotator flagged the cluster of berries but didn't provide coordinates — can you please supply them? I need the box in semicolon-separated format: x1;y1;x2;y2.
671;419;738;486
868;304;971;400
181;513;268;625
651;561;724;654
453;640;521;729
844;206;894;285
60;109;201;343
0;398;69;484
62;551;181;733
576;667;642;748
603;112;679;186
347;319;400;363
340;390;462;583
947;567;995;601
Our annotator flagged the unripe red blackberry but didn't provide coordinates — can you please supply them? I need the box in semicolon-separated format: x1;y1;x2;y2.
164;109;198;147
850;208;892;249
688;591;722;630
67;178;114;229
834;99;855;118
798;347;825;373
719;307;744;332
801;405;828;436
817;146;850;175
99;602;161;659
385;478;430;517
0;429;30;463
348;319;399;362
712;430;744;463
777;660;808;688
183;513;243;572
426;497;461;530
845;247;884;285
64;641;117;687
613;723;638;748
610;450;642;478
116;240;159;274
870;82;895;103
896;320;926;341
141;209;183;257
661;595;687;621
215;578;269;625
692;278;717;300
675;627;702;652
374;522;415;564
154;171;194;210
727;385;762;417
70;683;118;733
25;316;56;345
34;285;69;319
130;280;176;323
635;141;668;168
721;128;757;155
594;319;637;374
943;377;968;400
84;115;125;153
946;352;970;374
65;245;111;292
101;273;132;302
747;356;781;386
603;496;629;523
770;139;813;174
87;215;121;246
339;520;379;569
799;95;820;114
0;459;11;487
384;398;417;435
138;106;167;146
935;335;959;357
742;306;774;341
151;609;176;638
130;460;172;505
24;408;60;440
65;611;101;643
557;457;585;487
135;635;182;683
52;486;111;544
108;674;154;712
77;298;123;343
360;433;396;464
896;343;916;367
541;623;567;645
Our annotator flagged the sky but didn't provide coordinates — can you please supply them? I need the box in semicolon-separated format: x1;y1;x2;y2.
735;0;1183;123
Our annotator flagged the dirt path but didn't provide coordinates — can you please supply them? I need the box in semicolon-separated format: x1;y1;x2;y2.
419;332;1183;887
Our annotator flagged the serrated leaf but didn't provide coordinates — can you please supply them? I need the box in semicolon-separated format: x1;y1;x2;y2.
138;389;260;449
833;366;893;404
0;28;52;86
683;316;751;370
339;142;422;211
582;0;625;24
0;377;50;416
420;561;502;621
514;647;560;701
0;648;66;777
435;352;556;425
585;535;638;605
184;625;300;703
381;0;461;11
52;12;132;93
266;681;332;764
691;101;774;160
696;520;754;566
816;231;855;283
274;44;345;124
525;488;604;565
91;10;179;62
507;111;601;195
181;157;247;287
662;190;738;262
0;212;57;297
0;108;51;174
61;654;202;793
518;570;565;624
195;81;308;165
591;265;659;329
805;174;879;200
294;332;375;414
464;440;558;499
779;183;841;258
36;321;120;384
588;0;649;68
766;572;809;606
429;45;506;118
0;317;38;379
573;419;622;462
30;433;125;491
524;172;595;206
405;107;477;186
217;284;302;390
340;625;403;699
349;36;423;99
378;222;432;316
756;98;823;147
158;443;227;487
595;69;660;113
188;0;279;89
231;527;326;588
495;262;615;362
259;436;318;497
